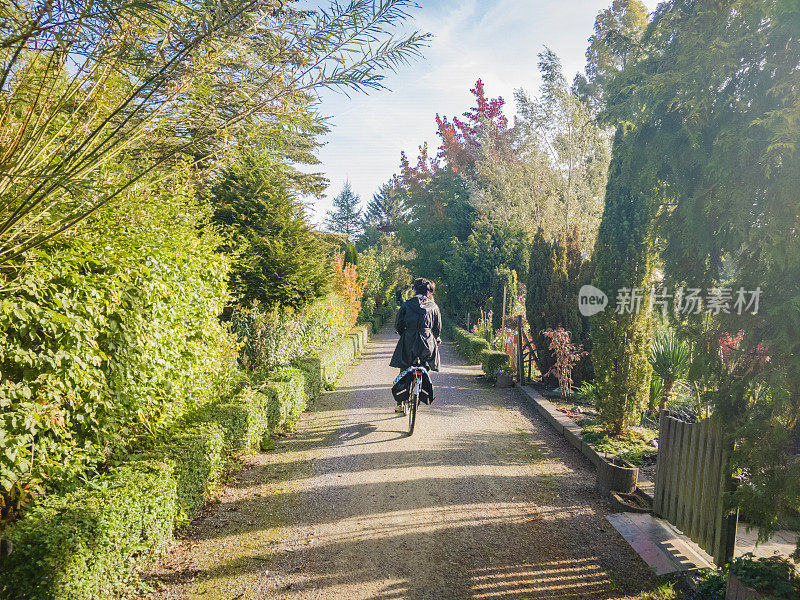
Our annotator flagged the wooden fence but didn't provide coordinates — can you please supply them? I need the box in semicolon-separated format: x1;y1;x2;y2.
653;411;738;565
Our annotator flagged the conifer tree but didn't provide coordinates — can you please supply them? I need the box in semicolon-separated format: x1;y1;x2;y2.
526;229;556;377
326;181;363;237
572;0;649;111
364;181;407;232
210;156;328;310
589;127;656;435
527;227;589;383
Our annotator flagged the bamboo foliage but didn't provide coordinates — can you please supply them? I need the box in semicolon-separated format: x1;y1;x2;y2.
0;0;429;272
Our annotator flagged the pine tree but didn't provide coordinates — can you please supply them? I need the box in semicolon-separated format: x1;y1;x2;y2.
364;181;406;233
210;157;329;310
326;181;363;237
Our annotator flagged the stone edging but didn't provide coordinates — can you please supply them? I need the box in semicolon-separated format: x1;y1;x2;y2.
517;384;655;501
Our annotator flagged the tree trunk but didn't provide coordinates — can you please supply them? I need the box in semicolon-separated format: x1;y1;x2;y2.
658;377;676;415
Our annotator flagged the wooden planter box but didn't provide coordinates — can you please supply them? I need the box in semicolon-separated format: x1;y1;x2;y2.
596;457;638;496
496;373;514;388
726;572;765;600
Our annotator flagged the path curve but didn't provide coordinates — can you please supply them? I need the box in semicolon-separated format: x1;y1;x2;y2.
147;328;656;600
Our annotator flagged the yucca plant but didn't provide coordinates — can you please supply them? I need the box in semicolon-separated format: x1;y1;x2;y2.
648;332;690;415
648;375;663;415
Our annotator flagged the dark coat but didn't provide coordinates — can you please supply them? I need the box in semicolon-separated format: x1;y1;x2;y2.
389;296;442;371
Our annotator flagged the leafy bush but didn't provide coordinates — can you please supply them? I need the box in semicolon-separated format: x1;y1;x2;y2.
0;187;235;523
190;387;269;454
691;568;727;600
481;350;510;381
159;423;225;519
232;294;353;374
728;554;800;600
332;251;367;328
0;461;177;600
357;238;410;323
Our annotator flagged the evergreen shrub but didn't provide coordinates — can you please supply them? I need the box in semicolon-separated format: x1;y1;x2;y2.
262;368;307;433
0;461;176;600
159;423;225;518
190;387;269;453
481;350;510;381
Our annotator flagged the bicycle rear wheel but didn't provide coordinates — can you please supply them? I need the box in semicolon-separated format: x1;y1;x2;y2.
408;393;418;436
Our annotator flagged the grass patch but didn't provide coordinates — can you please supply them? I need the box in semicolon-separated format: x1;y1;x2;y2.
581;424;658;466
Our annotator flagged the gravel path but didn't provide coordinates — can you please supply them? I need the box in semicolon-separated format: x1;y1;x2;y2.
145;329;656;600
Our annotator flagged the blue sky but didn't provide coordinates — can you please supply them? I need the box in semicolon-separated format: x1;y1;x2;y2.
304;0;661;224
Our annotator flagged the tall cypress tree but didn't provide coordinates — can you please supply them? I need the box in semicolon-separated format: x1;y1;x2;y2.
589;127;656;435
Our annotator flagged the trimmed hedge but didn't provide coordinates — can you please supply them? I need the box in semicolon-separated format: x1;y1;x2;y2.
262;368;307;434
481;350;510;381
352;324;370;349
190;386;269;453
466;337;490;363
0;325;378;600
293;325;372;399
0;461;177;600
294;355;323;400
159;423;225;519
447;323;492;365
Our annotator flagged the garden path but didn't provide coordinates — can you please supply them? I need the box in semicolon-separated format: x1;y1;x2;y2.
146;329;657;600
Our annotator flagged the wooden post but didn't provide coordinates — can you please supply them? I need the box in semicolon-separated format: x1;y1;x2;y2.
502;285;507;328
466;312;470;332
517;316;525;385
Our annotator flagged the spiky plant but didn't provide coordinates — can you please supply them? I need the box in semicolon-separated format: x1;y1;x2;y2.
649;332;690;415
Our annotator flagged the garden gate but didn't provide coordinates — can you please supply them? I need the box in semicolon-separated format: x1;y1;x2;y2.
653;411;738;565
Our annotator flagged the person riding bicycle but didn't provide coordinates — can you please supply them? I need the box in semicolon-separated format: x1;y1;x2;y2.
390;278;442;413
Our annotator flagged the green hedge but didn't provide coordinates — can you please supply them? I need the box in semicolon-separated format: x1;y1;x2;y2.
0;461;177;600
481;350;510;381
294;356;323;400
466;337;490;363
447;323;492;365
0;325;376;600
292;326;367;398
318;336;356;384
190;386;269;454
262;368;307;434
352;324;370;349
159;423;225;519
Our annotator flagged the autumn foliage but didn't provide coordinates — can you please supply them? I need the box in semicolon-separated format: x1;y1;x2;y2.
333;251;368;327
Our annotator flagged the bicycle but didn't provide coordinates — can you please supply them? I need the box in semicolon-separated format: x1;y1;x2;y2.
401;359;426;436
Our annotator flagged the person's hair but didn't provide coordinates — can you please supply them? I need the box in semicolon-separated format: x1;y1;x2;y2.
413;277;434;298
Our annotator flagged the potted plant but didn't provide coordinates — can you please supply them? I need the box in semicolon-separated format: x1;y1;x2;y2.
495;363;514;388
